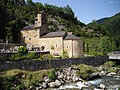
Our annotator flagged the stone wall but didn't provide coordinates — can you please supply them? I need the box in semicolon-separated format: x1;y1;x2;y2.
0;55;109;71
39;37;63;55
21;28;40;47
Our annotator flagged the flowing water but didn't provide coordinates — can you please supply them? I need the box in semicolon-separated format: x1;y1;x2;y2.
56;76;120;90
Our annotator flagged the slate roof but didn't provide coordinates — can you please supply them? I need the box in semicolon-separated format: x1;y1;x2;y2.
42;31;67;38
21;25;40;30
64;34;81;40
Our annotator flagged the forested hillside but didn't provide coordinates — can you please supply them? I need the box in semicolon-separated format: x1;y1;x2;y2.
0;0;85;43
86;12;120;51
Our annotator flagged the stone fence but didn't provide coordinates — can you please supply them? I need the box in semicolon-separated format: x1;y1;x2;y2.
0;55;109;71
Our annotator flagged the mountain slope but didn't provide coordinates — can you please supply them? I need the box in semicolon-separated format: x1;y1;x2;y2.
0;0;85;43
102;13;120;35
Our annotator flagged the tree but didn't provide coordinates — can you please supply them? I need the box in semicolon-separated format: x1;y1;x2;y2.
0;0;9;41
100;36;116;54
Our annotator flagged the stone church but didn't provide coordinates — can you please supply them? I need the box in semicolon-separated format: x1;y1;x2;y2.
20;11;83;58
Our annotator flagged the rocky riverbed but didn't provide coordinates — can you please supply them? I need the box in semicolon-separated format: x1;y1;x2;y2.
29;62;120;90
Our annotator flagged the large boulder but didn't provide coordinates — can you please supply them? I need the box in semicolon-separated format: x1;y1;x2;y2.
48;82;56;88
57;73;64;79
99;84;106;89
44;76;51;83
42;82;48;88
55;79;61;87
100;70;106;76
72;75;79;82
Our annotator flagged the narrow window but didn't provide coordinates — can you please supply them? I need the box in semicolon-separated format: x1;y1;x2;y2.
55;44;57;48
67;46;69;48
29;38;31;40
23;37;25;39
41;46;45;51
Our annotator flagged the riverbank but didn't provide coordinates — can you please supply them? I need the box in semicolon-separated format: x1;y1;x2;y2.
0;61;120;90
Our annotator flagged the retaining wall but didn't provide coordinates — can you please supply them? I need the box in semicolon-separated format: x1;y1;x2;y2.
0;55;109;71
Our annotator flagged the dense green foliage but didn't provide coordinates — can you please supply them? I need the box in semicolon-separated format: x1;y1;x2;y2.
0;0;85;43
0;0;120;55
47;68;56;80
100;36;116;54
18;46;28;55
76;64;95;80
86;13;120;52
10;52;35;61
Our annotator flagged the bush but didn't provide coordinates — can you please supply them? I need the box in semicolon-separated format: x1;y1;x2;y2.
103;61;116;72
61;50;69;59
16;84;25;90
0;55;6;61
18;46;28;55
76;64;95;80
38;54;54;60
10;52;36;61
47;68;56;80
104;61;115;68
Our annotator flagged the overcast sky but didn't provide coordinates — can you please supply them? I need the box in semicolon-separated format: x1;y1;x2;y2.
32;0;120;24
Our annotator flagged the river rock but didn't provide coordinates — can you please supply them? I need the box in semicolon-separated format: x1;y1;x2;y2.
100;70;106;76
110;72;116;75
72;75;79;82
59;79;65;84
84;82;92;86
42;82;47;88
36;87;42;90
94;88;103;90
67;76;72;81
106;72;116;76
44;76;51;83
48;82;56;88
91;72;100;77
99;84;106;89
55;79;61;87
57;73;64;79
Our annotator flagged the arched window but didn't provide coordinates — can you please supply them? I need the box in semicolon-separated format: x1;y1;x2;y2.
41;46;45;51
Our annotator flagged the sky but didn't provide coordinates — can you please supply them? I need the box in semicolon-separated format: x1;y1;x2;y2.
32;0;120;24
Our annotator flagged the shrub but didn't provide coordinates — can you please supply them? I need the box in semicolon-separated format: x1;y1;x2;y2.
61;50;69;58
10;52;36;61
76;64;95;80
16;84;26;90
38;54;54;60
25;52;35;60
18;46;28;55
104;61;115;68
0;55;6;61
3;76;16;90
103;61;116;72
47;68;56;80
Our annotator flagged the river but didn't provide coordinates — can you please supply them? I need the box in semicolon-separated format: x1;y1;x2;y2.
51;76;120;90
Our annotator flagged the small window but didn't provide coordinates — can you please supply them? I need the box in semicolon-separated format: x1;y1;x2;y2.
23;37;25;39
67;46;69;48
29;38;31;40
55;44;57;48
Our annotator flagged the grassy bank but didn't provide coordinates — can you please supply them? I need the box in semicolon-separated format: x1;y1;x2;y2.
0;69;48;89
